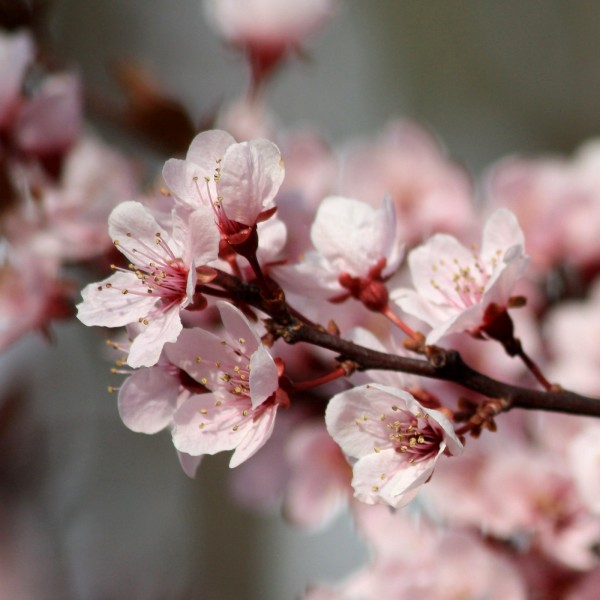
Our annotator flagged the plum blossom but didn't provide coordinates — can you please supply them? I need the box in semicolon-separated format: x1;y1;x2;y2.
165;301;287;468
393;208;528;344
76;200;219;368
326;383;462;508
162;129;285;244
277;195;403;310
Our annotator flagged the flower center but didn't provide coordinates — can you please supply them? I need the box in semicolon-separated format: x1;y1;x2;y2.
102;232;190;323
428;249;503;310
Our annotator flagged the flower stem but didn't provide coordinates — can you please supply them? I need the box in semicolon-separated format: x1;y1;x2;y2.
381;305;422;341
291;364;353;392
515;345;554;391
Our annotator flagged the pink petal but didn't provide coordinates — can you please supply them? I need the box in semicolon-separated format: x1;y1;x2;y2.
229;404;278;468
165;327;229;388
216;301;262;351
118;366;180;433
127;305;183;368
186;129;236;170
77;271;157;328
249;344;279;409
219;138;284;225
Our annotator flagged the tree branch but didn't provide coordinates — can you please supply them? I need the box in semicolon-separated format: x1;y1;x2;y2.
202;270;600;419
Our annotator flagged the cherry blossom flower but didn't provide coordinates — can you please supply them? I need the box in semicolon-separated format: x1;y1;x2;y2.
162;129;285;244
282;422;351;529
0;243;72;351
76;200;219;368
326;383;462;508
5;135;139;262
277;195;403;310
304;504;526;600
165;301;287;468
393;208;528;344
13;72;82;160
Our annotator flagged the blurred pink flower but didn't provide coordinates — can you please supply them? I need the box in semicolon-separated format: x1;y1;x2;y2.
5;136;139;262
305;504;526;600
0;244;72;351
204;0;337;85
340;120;475;246
13;72;82;159
0;30;33;130
326;383;462;508
283;422;351;529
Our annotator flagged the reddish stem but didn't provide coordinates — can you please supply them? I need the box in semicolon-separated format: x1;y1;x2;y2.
381;305;421;341
291;365;350;392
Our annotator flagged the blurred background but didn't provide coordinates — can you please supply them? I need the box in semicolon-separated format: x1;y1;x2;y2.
4;1;600;598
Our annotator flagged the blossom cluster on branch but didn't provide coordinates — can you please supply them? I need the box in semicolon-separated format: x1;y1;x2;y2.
4;2;600;598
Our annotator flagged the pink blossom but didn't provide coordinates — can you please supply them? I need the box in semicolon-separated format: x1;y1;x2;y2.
283;422;351;529
325;383;462;508
277;195;403;310
165;301;286;468
305;505;526;600
545;280;600;396
5;135;139;262
423;438;600;571
76;201;219;368
0;243;71;350
13;72;82;159
0;30;33;129
393;208;528;344
568;424;600;516
485;141;600;272
204;0;337;85
162;129;284;243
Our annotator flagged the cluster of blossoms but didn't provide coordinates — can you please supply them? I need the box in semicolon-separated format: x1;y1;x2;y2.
0;28;140;351
6;1;600;598
75;108;600;596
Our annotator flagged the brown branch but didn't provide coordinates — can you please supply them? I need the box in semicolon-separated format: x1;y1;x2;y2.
203;270;600;419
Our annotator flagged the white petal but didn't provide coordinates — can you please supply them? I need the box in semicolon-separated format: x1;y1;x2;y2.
165;327;228;389
186;129;236;170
